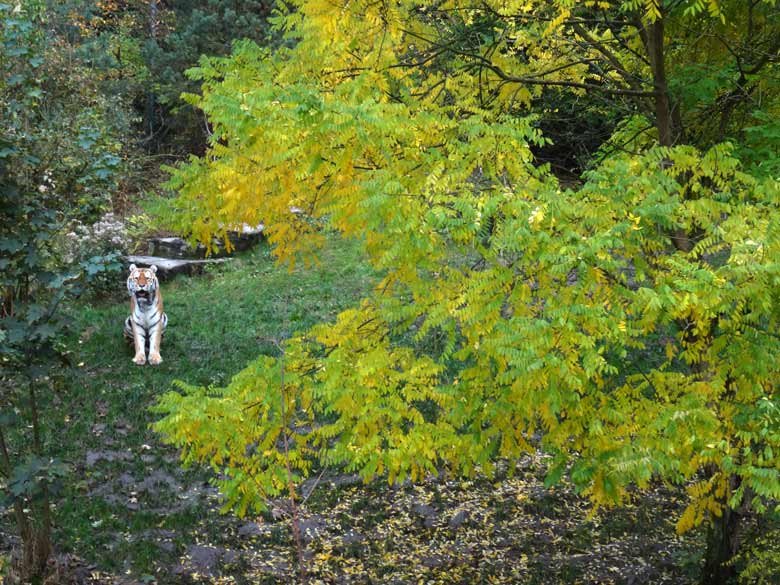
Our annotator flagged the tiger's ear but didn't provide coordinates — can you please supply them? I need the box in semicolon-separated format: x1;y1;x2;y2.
129;264;137;272
150;265;158;274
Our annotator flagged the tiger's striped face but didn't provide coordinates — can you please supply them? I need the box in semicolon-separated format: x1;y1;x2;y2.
127;264;159;303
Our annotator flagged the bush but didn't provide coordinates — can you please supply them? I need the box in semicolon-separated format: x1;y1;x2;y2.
60;212;128;296
734;520;780;585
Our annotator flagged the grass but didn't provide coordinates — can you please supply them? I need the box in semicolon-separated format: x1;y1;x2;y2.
1;234;707;584
3;236;376;581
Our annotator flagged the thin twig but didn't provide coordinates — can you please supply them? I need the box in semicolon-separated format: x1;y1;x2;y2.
276;296;307;584
302;467;328;504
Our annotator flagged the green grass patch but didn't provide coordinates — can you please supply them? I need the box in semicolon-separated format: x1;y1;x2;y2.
7;236;377;579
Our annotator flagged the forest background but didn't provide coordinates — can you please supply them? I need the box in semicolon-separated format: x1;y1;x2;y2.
2;0;780;583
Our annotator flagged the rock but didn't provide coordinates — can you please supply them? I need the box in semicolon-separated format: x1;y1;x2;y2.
227;223;265;252
124;255;230;279
148;224;265;260
412;503;435;516
328;473;362;487
448;509;469;530
173;545;237;578
298;515;327;543
85;449;132;468
137;469;181;494
156;540;175;554
147;237;195;259
223;549;240;565
117;473;136;488
341;529;365;545
238;521;270;538
412;503;438;528
412;504;438;529
248;555;291;579
298;471;359;498
421;555;447;568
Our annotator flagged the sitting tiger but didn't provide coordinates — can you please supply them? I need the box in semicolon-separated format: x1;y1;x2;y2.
124;264;168;365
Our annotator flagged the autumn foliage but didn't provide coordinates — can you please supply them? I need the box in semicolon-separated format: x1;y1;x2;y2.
153;0;780;579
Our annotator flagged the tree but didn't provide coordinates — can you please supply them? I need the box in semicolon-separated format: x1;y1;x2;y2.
142;0;276;152
1;1;129;578
153;1;780;582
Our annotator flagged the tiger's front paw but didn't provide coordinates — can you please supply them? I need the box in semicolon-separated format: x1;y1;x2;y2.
133;354;146;365
148;352;162;366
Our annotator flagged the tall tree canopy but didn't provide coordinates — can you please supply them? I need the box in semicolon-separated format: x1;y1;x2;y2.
154;0;780;580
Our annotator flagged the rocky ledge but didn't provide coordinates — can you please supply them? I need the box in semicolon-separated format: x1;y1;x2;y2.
123;255;231;279
147;224;265;259
127;223;265;279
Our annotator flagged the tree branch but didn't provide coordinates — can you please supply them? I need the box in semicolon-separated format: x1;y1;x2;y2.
400;28;657;97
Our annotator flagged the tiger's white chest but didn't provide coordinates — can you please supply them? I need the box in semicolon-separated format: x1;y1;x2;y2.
133;299;158;324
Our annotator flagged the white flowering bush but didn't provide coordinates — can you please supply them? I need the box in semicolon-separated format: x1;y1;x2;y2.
60;212;128;295
62;212;128;261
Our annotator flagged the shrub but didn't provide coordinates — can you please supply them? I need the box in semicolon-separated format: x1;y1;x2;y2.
60;212;127;296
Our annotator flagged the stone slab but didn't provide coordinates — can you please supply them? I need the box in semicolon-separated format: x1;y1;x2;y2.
125;255;230;279
148;224;265;259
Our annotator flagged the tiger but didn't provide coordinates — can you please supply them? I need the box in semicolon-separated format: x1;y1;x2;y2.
124;264;168;365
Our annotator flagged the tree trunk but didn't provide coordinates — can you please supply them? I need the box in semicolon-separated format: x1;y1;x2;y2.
640;12;696;253
24;379;52;578
643;18;743;582
700;505;740;585
638;9;674;148
17;517;52;581
0;423;50;580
